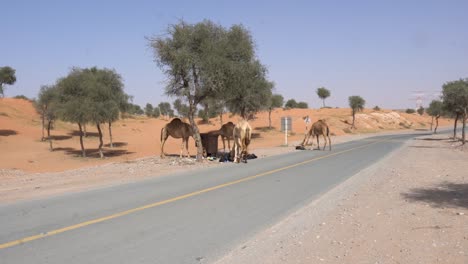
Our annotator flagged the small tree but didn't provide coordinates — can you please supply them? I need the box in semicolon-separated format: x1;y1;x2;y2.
297;102;308;109
373;106;381;111
349;96;365;129
426;100;443;133
152;107;160;118
173;99;189;118
0;66;16;97
417;106;424;115
158;102;173;119
285;99;298;109
442;79;468;143
144;103;154;117
316;87;330;107
36;85;59;150
268;94;284;129
405;108;416;114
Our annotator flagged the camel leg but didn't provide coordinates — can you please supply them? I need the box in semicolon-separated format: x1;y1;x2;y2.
328;136;332;150
185;137;190;158
160;133;168;158
316;135;320;150
322;134;327;150
227;139;231;153
222;137;226;153
180;139;184;158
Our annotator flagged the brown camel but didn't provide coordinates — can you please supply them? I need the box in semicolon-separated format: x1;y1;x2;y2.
301;119;331;150
160;118;193;158
231;120;252;163
219;122;235;153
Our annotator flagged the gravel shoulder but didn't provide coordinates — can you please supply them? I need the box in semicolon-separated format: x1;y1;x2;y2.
214;132;468;264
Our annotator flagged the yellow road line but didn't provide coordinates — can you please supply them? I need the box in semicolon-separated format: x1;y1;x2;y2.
0;136;395;250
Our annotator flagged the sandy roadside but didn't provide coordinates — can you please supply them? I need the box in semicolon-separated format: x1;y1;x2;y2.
0;128;439;204
214;132;468;264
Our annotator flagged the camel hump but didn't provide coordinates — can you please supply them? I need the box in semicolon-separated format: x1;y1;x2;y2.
170;118;183;124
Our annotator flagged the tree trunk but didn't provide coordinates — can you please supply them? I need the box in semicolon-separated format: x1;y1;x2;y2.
188;105;203;162
47;120;53;151
268;108;272;129
83;124;88;137
97;123;104;158
323;99;325;108
430;116;434;131
78;123;86;157
41;109;46;141
462;109;466;145
453;113;459;139
434;116;439;134
219;109;224;125
108;121;113;148
351;110;356;129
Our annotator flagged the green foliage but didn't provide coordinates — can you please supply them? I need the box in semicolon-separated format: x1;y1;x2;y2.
158;102;174;117
297;102;309;109
0;66;17;97
348;96;365;112
426;100;443;117
405;108;416;114
173;99;189;118
13;95;31;101
417;106;425;115
442;79;468;115
269;94;284;109
285;99;298;108
373;106;381;111
126;103;144;115
144;103;154;117
316;87;330;107
152;107;160;118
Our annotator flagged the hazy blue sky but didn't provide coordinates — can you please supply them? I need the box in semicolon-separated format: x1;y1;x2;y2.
2;0;468;109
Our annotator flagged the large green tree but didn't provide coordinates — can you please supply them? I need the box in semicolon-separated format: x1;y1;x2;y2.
442;79;468;143
316;87;330;107
150;20;272;161
0;66;16;97
426;100;443;133
349;95;365;129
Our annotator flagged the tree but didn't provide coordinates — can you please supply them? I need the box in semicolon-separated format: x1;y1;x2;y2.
373;106;381;111
297;102;308;109
158;102;173;119
173;99;189;118
316;87;330;107
144;103;154;117
126;103;144;115
267;94;284;129
0;66;16;97
285;99;298;108
349;96;365;129
150;20;271;160
417;106;424;115
442;79;468;143
56;67;125;157
152;107;160;118
426;100;443;133
405;108;416;114
36;85;59;150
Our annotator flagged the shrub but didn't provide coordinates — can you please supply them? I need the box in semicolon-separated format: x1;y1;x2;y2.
405;108;416;114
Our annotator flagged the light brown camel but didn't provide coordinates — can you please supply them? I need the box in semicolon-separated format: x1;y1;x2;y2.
301;119;331;150
160;118;193;158
231;120;252;163
219;122;235;153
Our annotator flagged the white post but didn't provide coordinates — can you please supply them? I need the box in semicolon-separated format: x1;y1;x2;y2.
284;117;288;146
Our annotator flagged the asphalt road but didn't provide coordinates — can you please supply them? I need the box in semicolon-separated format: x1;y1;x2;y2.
0;132;427;264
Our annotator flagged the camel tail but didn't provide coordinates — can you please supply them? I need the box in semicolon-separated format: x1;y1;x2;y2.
244;127;251;147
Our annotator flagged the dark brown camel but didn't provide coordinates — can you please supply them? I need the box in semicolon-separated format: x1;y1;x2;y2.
219;122;235;153
301;119;331;150
231;120;252;163
160;118;193;158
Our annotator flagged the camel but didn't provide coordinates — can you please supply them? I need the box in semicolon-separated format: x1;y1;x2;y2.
231;120;252;163
219;122;235;153
301;119;331;151
160;118;194;158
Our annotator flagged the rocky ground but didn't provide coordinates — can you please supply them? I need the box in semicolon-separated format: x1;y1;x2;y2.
214;132;468;264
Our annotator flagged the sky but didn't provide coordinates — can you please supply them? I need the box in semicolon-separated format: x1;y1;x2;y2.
2;0;468;109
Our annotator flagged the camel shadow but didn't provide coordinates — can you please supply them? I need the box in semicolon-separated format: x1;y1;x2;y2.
0;129;18;136
55;147;134;158
50;135;73;141
414;137;447;141
104;142;128;147
401;181;468;209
